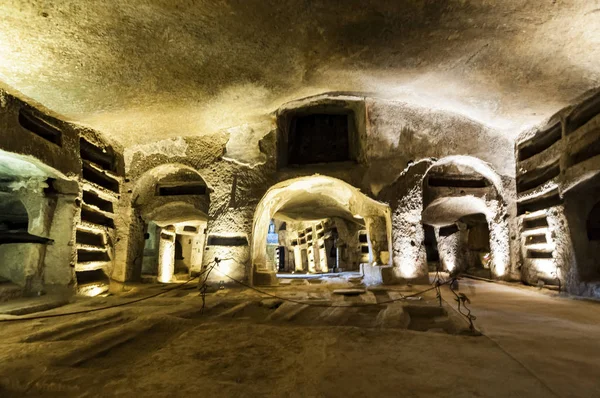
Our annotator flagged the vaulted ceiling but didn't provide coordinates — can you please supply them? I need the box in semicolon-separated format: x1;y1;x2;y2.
1;0;599;146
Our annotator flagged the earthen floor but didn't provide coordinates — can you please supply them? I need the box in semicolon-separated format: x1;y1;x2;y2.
0;278;598;397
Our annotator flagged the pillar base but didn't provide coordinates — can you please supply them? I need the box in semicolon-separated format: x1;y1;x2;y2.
253;270;279;286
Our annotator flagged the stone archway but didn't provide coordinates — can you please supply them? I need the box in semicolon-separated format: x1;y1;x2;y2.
120;163;211;283
421;156;509;279
251;175;392;285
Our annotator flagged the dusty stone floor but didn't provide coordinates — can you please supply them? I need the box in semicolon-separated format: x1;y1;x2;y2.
0;276;598;398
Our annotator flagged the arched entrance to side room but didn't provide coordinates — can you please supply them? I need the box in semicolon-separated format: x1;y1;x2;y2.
0;149;78;297
129;164;210;283
421;156;509;279
251;175;392;285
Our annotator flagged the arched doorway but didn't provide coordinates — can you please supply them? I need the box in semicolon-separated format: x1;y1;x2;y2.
0;149;78;297
129;164;210;283
421;156;509;279
251;176;392;285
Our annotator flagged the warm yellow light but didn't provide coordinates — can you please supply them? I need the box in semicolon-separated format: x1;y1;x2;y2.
158;243;174;283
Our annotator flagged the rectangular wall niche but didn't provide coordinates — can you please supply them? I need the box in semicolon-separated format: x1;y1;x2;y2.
18;109;62;146
206;235;248;246
156;183;206;196
278;104;360;167
288;114;351;165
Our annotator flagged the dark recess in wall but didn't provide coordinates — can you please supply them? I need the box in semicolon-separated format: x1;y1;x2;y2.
427;177;488;188
82;163;120;193
439;224;459;236
288;113;352;165
76;269;108;284
207;235;248;246
77;249;110;263
527;249;553;259
18;109;62;146
82;190;114;213
525;234;547;245
80;138;116;172
157;183;207;196
567;92;600;134
587;202;600;240
517;191;562;216
523;216;549;229
570;139;600;167
76;229;104;247
517;161;560;193
517;123;561;161
81;208;115;229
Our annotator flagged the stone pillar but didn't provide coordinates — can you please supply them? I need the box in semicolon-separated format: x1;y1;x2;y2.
157;227;175;283
365;216;388;265
112;194;146;283
436;224;468;274
43;195;79;288
293;246;303;272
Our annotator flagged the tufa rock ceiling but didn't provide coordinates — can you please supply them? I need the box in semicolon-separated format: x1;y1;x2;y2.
0;0;599;147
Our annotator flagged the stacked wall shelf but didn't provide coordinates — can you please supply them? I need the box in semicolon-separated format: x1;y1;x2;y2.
75;138;120;290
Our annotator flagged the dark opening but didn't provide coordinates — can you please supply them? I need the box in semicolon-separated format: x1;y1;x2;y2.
517;190;562;216
81;208;115;229
0;231;52;245
527;249;553;259
361;246;370;254
157;183;207;196
288;113;351;165
174;240;184;260
518;123;562;161
587;202;600;240
80;138;116;172
76;229;104;247
523;216;549;229
427;177;489;188
18;109;62;146
439;224;459;237
82;190;114;213
567;92;600;134
570;139;600;167
358;233;368;243
525;234;547;245
517;162;560;193
423;224;439;262
77;249;110;263
0;198;29;231
183;225;198;233
207;235;248;246
76;269;108;284
82;163;120;193
160;233;175;242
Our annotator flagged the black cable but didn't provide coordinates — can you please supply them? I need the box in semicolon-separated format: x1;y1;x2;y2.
217;268;446;308
0;267;211;323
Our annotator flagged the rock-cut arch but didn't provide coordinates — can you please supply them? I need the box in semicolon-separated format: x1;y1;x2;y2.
251;175;392;275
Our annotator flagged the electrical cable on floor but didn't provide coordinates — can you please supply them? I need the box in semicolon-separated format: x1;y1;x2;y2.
0;257;468;324
212;257;450;308
0;266;213;323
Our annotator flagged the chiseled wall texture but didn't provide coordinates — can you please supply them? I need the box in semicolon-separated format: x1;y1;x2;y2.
121;94;516;284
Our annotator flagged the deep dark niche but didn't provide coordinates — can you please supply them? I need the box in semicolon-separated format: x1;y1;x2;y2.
587;202;600;241
157;183;207;196
207;235;248;246
288;113;351;165
18;109;62;146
